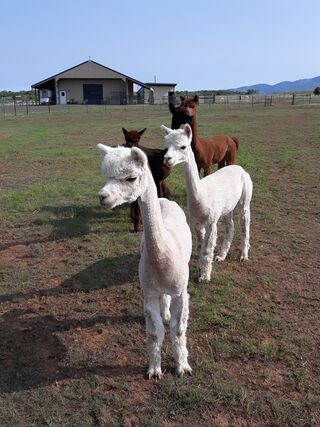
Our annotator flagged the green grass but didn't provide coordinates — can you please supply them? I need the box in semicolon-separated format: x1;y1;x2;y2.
0;105;319;426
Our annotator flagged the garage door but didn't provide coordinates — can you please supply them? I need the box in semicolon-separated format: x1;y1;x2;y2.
83;84;103;104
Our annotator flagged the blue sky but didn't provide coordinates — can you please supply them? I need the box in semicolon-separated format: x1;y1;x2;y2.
1;0;320;91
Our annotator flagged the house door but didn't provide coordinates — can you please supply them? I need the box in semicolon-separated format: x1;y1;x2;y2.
60;90;67;104
83;84;103;104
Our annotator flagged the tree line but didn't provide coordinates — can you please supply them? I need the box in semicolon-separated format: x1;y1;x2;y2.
0;90;35;100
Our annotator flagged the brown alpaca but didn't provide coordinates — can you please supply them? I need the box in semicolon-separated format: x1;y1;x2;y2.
122;128;147;147
170;96;239;176
122;128;171;232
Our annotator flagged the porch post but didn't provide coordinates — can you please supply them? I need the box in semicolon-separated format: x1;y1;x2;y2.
55;78;59;105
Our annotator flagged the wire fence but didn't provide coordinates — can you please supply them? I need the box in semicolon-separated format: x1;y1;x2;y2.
1;93;320;117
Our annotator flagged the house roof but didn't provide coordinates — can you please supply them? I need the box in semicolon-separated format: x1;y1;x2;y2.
31;60;151;89
145;82;177;87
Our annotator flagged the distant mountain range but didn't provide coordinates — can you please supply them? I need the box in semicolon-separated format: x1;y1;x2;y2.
230;76;320;94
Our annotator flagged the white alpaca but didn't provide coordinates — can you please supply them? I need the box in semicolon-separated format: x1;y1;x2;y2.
97;144;192;378
162;124;253;282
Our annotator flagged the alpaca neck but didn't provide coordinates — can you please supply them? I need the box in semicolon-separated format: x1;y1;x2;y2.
138;167;167;259
184;148;201;202
190;113;201;155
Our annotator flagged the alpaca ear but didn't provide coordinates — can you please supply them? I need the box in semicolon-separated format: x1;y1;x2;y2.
183;124;193;141
131;147;148;167
180;96;185;102
193;95;199;104
160;124;172;135
97;143;113;154
139;128;147;136
122;128;128;136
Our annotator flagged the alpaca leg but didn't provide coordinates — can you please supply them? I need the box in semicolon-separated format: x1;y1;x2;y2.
144;295;165;379
160;294;171;324
218;152;228;169
198;222;217;282
131;201;142;232
240;206;251;261
194;222;206;257
155;180;162;198
216;212;234;262
226;146;236;166
161;181;171;199
239;180;252;261
170;291;192;376
218;159;225;169
203;165;211;177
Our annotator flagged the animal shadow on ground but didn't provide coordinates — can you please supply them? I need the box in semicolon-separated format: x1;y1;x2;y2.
61;253;139;292
0;308;144;393
0;254;144;393
35;205;121;240
0;254;139;303
0;204;126;251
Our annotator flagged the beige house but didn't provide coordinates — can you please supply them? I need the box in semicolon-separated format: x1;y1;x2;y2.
31;60;151;105
137;82;177;104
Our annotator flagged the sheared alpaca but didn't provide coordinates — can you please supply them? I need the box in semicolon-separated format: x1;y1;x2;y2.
169;96;239;175
97;144;192;378
162;124;253;282
122;127;171;232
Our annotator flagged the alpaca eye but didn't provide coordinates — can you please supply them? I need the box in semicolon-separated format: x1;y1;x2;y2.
126;177;137;182
181;146;186;150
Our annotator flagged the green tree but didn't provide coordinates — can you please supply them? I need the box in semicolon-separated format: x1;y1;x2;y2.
313;86;320;95
246;89;258;94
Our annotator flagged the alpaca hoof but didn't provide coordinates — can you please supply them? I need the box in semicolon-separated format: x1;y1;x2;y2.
215;255;225;263
130;224;143;233
176;363;192;377
147;367;163;380
198;274;211;282
162;312;171;324
240;255;248;262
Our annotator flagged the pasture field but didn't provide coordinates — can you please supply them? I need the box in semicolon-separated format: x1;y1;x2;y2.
0;104;319;426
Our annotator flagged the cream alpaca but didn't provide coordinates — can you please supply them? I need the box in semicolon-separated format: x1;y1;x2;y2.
97;144;192;378
162;124;253;282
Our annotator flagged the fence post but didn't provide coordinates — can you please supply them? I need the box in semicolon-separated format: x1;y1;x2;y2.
292;93;295;105
26;102;29;115
14;100;17;116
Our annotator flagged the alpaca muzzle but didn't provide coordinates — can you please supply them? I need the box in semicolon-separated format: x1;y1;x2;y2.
98;190;113;207
164;155;174;167
99;194;108;206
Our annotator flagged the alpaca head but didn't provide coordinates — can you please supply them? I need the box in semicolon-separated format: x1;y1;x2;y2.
182;96;199;118
97;144;148;208
169;102;193;130
122;128;147;148
162;124;193;168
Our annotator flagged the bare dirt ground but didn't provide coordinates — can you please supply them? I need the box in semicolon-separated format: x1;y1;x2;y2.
0;106;319;426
